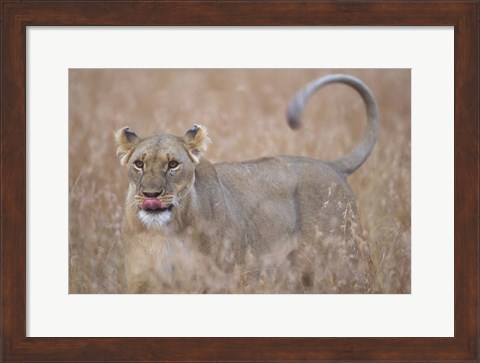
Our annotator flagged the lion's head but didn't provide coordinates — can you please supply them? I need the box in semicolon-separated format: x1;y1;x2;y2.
114;124;210;228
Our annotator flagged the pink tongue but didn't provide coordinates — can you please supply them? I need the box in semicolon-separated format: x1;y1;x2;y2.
141;198;164;211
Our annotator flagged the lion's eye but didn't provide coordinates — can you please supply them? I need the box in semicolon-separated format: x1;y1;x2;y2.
133;160;144;169
168;160;179;169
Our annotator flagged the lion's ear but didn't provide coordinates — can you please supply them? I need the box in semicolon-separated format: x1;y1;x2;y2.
184;124;211;163
114;127;140;165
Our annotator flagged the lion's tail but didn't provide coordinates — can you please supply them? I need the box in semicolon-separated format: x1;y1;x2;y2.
287;74;379;175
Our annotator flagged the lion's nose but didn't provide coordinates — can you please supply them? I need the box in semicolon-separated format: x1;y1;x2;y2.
142;190;163;198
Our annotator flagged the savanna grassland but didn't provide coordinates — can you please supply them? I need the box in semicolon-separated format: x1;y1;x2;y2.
69;69;410;294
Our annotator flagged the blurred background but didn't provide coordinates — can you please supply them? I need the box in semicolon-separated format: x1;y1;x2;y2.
69;69;410;294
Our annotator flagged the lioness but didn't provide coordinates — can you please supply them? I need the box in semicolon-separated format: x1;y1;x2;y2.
115;74;379;293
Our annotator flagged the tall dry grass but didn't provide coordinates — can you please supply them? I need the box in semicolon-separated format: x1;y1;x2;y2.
69;69;410;294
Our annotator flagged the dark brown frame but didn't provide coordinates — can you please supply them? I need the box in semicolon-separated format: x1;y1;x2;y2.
1;1;478;362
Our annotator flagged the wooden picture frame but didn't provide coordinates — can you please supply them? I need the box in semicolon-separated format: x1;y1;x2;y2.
1;1;478;361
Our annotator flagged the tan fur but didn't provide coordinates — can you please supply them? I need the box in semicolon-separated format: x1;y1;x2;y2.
115;74;379;293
